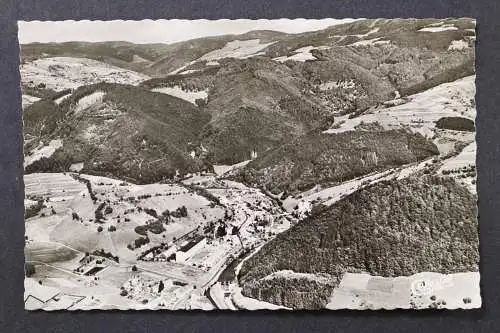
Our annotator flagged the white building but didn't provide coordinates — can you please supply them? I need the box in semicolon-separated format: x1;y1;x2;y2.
175;237;207;263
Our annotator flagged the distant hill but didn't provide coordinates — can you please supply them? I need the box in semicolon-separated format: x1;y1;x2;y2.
21;18;475;95
239;176;479;309
20;30;287;77
21;17;476;179
269;18;475;110
20;41;171;73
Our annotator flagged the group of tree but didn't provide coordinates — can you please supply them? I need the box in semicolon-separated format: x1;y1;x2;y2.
92;249;119;263
94;202;107;223
435;117;475;132
24;199;45;219
170;206;188;218
134;220;165;236
127;236;150;250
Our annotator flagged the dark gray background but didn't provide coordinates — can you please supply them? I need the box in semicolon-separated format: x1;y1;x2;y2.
1;0;498;332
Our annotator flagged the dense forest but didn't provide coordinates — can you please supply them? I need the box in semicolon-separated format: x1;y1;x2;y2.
231;129;439;194
239;176;479;308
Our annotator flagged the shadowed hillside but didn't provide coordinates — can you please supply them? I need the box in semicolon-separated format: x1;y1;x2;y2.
239;176;479;309
24;83;211;183
141;57;337;164
230;129;439;194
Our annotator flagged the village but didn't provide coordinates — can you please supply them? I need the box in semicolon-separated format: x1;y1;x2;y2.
24;171;296;310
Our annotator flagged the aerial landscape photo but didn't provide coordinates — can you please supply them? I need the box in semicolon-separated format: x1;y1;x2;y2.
20;18;479;310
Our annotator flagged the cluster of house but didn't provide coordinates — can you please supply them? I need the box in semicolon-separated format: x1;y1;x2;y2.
143;236;207;264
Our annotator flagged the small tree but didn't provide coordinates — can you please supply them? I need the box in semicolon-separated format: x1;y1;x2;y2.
97;226;103;233
25;263;36;277
179;206;188;217
158;280;165;293
216;225;227;238
231;226;239;235
195;98;207;108
131;265;138;272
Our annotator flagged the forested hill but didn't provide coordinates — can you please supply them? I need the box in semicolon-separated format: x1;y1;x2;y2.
239;176;479;309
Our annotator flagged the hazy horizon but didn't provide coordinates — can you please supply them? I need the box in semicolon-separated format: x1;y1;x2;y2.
18;18;360;45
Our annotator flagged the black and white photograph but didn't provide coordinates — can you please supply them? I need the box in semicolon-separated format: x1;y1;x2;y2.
20;18;479;311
